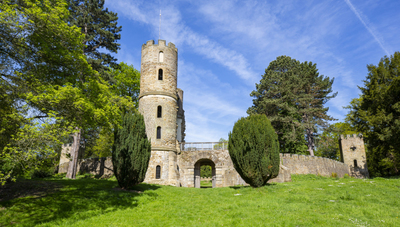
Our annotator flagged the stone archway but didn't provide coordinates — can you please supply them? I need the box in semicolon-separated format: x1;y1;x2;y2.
194;159;216;188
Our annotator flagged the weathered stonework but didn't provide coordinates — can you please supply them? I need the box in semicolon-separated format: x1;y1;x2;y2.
59;157;113;178
59;144;71;166
59;40;369;187
139;40;182;186
339;134;369;178
280;153;350;177
177;149;246;188
58;152;354;186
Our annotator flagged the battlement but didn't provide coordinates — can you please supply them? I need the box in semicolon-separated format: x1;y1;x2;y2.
142;39;177;51
62;143;72;148
339;134;363;140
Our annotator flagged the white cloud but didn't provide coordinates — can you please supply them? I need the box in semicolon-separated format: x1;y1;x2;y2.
107;0;257;84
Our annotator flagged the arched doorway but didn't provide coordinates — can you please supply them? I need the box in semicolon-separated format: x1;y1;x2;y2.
194;159;216;188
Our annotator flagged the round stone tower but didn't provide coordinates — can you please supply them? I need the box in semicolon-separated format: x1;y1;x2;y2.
139;40;179;185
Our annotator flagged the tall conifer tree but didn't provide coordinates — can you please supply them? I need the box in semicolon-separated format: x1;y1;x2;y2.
346;52;400;176
248;56;337;156
112;112;151;188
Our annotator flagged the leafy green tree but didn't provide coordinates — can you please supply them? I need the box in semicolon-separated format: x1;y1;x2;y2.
346;52;400;177
228;114;280;187
0;0;96;183
0;0;132;182
63;0;123;178
213;138;228;150
112;112;151;189
315;122;357;160
1;116;73;185
200;165;212;178
248;56;337;156
77;62;140;159
110;62;141;108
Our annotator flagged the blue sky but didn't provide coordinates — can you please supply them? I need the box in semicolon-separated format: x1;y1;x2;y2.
104;0;400;142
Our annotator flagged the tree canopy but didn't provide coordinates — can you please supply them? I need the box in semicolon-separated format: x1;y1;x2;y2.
0;0;132;183
248;56;337;155
346;52;400;177
314;122;358;160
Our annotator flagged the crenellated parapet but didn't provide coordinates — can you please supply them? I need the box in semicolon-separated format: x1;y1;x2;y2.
142;39;177;52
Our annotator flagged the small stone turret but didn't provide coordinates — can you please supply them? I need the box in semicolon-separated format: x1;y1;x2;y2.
339;134;369;178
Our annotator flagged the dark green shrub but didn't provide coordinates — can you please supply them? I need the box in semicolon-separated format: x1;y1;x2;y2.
31;169;52;178
112;112;151;189
228;114;280;187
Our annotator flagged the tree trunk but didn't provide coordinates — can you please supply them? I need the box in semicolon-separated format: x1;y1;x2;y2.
66;127;81;179
306;128;314;156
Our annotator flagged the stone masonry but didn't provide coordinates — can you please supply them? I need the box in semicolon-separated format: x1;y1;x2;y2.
59;40;369;187
339;134;369;178
139;40;182;186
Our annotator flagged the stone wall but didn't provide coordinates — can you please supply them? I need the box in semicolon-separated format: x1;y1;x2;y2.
177;149;250;187
280;153;350;177
59;152;352;185
58;157;113;178
143;150;179;186
139;40;177;95
339;134;369;178
139;95;178;150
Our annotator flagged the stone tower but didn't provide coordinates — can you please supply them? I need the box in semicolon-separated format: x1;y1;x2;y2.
339;134;369;178
139;40;184;186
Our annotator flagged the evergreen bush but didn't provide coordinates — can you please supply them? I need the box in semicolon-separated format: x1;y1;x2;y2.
112;112;151;188
228;114;280;187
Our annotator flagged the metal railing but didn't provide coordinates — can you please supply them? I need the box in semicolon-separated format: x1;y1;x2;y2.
180;142;228;151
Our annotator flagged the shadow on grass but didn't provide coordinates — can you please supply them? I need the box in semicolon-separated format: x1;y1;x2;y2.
229;185;251;190
0;178;160;226
200;186;212;189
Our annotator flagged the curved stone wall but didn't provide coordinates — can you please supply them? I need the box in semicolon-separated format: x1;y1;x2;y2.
280;153;350;177
140;40;177;95
139;95;178;149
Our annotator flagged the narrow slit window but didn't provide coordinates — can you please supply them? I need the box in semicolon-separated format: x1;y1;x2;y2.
354;159;358;168
157;126;161;139
157;106;162;118
159;51;164;62
158;69;163;80
156;165;161;179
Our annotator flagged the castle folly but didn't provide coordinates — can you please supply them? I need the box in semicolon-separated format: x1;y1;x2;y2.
58;40;369;186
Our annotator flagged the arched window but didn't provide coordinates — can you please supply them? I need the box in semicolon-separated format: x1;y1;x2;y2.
159;51;164;62
157;106;162;118
156;165;161;179
158;69;163;80
157;126;161;139
354;159;358;168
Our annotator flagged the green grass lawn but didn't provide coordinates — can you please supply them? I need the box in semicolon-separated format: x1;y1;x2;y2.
1;174;399;227
200;180;212;188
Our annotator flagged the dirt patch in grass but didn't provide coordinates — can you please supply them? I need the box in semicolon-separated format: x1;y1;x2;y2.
0;180;62;202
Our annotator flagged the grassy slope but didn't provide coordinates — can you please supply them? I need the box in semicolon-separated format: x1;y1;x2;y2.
1;175;399;227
